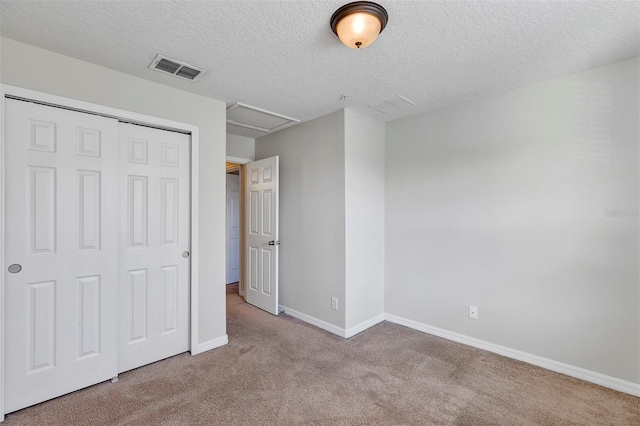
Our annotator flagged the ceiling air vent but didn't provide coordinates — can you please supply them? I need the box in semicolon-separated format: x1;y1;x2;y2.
148;54;206;82
227;103;300;134
368;95;416;114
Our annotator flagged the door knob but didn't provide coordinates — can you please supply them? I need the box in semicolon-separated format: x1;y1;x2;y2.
8;264;22;273
182;251;190;258
268;241;281;246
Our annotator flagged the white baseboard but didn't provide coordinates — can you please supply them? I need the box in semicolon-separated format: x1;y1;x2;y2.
279;305;386;339
345;314;386;338
384;313;640;397
193;334;229;355
279;305;346;337
274;306;639;396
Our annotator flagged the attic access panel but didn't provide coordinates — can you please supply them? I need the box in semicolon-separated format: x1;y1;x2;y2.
226;103;300;134
368;95;416;114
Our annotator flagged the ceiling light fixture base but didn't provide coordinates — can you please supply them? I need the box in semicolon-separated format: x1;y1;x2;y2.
330;1;388;49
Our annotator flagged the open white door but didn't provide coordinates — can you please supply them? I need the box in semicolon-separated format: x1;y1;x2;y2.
244;156;279;315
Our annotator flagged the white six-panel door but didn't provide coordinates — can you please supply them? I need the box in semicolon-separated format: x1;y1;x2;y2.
117;123;190;373
244;156;279;315
226;173;240;284
4;99;119;412
4;99;192;414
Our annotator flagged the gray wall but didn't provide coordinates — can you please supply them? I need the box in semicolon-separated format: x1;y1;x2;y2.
6;36;635;385
1;37;228;344
385;57;640;383
227;134;255;160
345;109;385;329
256;110;346;328
256;108;386;331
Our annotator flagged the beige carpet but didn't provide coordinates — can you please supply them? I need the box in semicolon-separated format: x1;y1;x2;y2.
4;283;638;425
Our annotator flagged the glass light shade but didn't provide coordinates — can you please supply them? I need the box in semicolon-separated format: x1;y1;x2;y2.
335;12;382;49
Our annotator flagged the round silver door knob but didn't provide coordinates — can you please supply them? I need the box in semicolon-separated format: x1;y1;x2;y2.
182;251;190;258
8;264;22;274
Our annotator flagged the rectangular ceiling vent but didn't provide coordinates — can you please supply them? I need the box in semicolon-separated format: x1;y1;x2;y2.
227;103;300;133
148;54;206;82
368;95;416;114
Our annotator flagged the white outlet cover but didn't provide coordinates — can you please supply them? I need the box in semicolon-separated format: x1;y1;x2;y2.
469;305;478;319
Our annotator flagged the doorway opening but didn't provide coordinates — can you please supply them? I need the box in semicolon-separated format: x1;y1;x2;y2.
225;159;248;298
225;155;280;315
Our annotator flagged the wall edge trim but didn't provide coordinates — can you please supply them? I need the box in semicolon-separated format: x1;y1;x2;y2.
345;314;386;338
384;313;640;397
279;305;346;337
194;334;229;355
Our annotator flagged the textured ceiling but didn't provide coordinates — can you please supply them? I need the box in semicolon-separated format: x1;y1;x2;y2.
1;1;639;138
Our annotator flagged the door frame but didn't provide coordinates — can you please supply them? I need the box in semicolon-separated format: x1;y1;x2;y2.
225;171;240;285
225;156;251;298
0;85;201;420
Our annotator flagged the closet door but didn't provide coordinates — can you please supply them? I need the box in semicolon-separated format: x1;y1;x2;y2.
4;99;119;413
118;123;191;373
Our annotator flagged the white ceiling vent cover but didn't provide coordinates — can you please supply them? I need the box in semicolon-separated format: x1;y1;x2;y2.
148;54;206;81
227;103;300;133
368;95;416;114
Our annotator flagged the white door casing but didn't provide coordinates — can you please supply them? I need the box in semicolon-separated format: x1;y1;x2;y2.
244;156;279;315
4;99;119;413
225;157;251;298
118;123;191;373
226;174;240;284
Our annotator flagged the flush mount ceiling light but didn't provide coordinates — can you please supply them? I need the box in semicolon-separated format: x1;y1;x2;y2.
330;1;388;49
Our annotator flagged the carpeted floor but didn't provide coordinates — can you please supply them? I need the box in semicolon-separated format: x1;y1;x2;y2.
3;283;639;425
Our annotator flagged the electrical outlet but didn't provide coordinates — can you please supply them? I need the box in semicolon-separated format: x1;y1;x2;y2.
331;297;339;310
469;305;478;319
